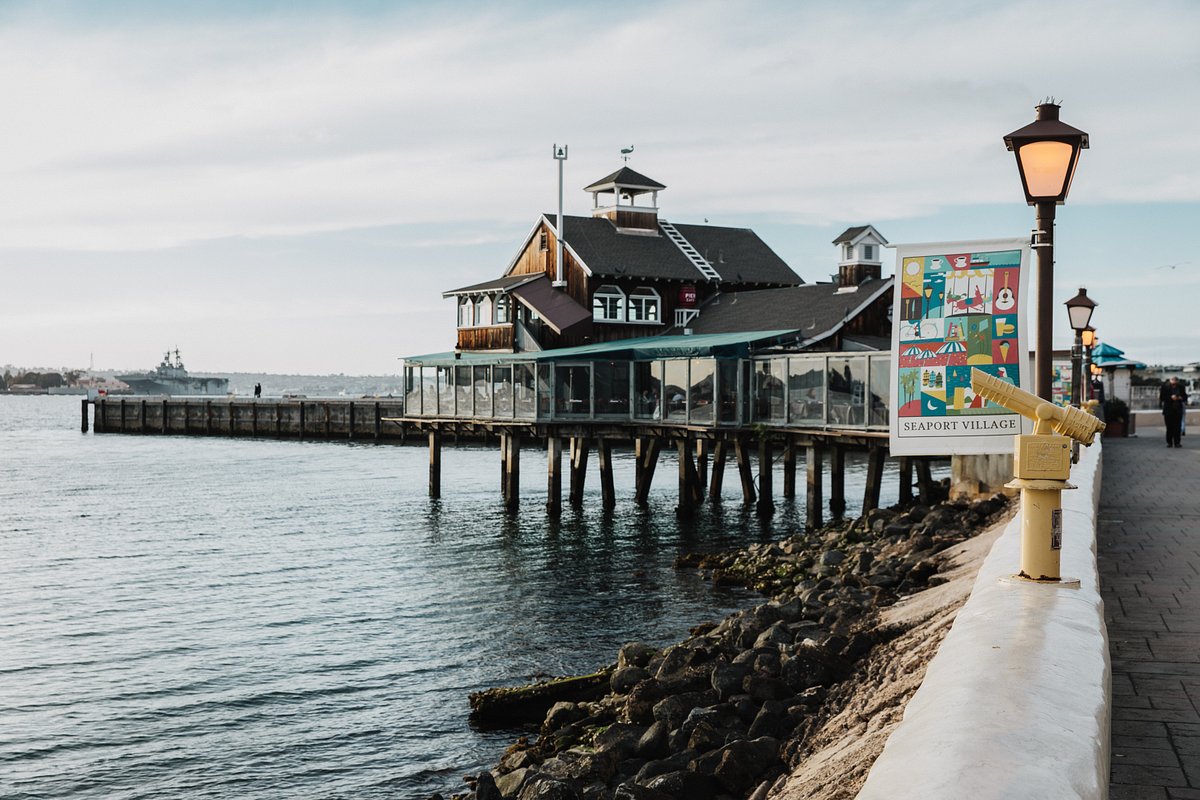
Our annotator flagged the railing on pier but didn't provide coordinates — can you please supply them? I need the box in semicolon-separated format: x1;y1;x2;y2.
402;351;892;431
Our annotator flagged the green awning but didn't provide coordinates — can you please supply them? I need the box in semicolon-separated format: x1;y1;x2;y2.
403;329;801;366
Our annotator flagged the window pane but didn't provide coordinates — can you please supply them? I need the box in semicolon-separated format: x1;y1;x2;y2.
404;366;420;416
493;366;513;418
869;355;890;426
717;360;738;423
634;362;662;420
753;359;786;423
595;361;631;416
555;365;591;417
515;364;536;419
828;356;866;426
664;360;688;422
473;365;491;417
689;359;715;424
455;365;472;416
788;356;825;425
437;366;454;416
537;365;552;418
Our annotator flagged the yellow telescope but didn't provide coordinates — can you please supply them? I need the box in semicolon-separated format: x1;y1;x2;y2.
970;368;1105;583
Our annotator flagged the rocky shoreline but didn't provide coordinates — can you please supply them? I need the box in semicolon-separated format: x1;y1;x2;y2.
444;489;1011;800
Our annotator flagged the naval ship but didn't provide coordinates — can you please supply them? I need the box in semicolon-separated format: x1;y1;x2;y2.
117;350;229;396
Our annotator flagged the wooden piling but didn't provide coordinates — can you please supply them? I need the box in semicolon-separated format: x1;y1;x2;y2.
734;436;756;505
677;438;703;516
429;430;442;499
251;401;258;436
205;400;213;435
695;440;709;488
347;402;355;439
97;398;107;433
546;436;563;515
139;399;147;433
829;445;846;519
915;458;935;505
899;457;914;505
782;440;797;499
119;398;127;432
500;433;509;501
81;399;89;433
228;402;236;437
756;437;775;516
504;433;521;510
569;437;590;508
275;403;283;437
863;446;885;513
806;443;824;529
708;439;727;503
597;439;616;510
634;437;661;507
374;402;382;440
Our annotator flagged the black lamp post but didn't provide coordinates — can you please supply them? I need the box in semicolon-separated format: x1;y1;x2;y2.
1064;287;1096;407
1004;102;1090;401
1081;325;1096;400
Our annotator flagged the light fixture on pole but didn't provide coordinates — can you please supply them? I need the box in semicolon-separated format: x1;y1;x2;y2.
1064;287;1096;407
1005;101;1090;401
1081;325;1096;400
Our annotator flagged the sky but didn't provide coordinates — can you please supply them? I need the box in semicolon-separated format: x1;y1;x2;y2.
2;0;1198;375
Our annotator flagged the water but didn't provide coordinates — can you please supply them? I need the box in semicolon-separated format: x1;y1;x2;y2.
0;396;911;799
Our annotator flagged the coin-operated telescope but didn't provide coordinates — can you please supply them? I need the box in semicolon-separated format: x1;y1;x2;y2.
970;368;1105;583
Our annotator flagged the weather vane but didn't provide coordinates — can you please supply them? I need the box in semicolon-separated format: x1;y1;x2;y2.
620;145;634;163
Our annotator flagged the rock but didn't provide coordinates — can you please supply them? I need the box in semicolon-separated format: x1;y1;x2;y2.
710;662;749;701
612;782;672;800
651;691;709;730
474;771;502;800
618;642;658;670
820;549;846;567
495;768;530;798
624;679;666;725
635;720;670;759
517;777;580;800
543;702;587;733
747;700;786;739
635;749;697;783
687;720;723;753
753;621;792;649
646;770;719;800
594;723;645;760
653;646;693;678
751;649;782;678
694;737;781;796
498;750;536;773
566;751;617;783
743;673;792;701
610;666;649;694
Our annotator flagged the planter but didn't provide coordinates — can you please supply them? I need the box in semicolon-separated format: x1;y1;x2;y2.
1103;420;1128;438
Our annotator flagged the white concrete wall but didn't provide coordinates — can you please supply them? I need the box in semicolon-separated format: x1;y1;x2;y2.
858;441;1109;799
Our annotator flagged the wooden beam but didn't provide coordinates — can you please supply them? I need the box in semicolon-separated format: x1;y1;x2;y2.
374;401;382;440
348;401;355;439
251;400;258;437
734;436;757;505
899;457;914;505
429;430;442;499
708;439;728;503
500;433;509;502
634;437;661;507
829;445;846;520
916;458;935;505
569;437;590;508
546;436;562;515
806;443;824;529
695;439;709;488
597;439;616;510
81;399;89;433
297;402;304;440
757;436;774;516
504;433;521;511
863;446;885;513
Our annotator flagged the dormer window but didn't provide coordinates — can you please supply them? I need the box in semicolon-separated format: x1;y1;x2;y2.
863;244;876;261
477;296;492;326
458;297;474;328
842;243;853;261
628;287;661;323
593;285;626;322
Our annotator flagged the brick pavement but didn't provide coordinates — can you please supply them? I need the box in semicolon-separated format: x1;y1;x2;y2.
1099;431;1200;800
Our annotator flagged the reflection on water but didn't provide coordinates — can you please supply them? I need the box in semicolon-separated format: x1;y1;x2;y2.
0;397;914;798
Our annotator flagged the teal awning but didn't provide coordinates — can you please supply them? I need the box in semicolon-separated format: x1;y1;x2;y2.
403;329;801;366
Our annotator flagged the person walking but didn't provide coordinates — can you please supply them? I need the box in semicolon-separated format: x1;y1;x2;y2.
1160;376;1188;447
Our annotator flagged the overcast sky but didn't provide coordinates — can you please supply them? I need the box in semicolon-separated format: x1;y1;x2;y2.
2;0;1197;374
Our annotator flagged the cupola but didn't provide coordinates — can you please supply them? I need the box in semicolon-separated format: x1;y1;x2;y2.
583;167;665;236
831;224;888;287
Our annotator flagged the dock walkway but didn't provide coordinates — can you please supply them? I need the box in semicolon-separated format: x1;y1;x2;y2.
1099;434;1200;799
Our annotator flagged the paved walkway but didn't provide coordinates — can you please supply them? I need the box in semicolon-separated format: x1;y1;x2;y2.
1100;431;1200;799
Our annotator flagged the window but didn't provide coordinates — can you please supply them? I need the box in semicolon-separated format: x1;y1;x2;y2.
476;296;492;326
539;231;548;251
458;297;474;328
842;243;853;261
628;287;661;323
494;295;510;324
593;285;626;322
863;244;876;261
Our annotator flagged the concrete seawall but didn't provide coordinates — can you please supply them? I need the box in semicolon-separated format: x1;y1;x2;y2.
858;441;1109;799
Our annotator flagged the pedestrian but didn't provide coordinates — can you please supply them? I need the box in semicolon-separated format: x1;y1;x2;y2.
1159;376;1188;448
254;382;262;399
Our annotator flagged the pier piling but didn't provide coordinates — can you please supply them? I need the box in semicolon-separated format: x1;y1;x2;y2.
597;439;616;510
735;436;756;505
756;437;774;516
863;446;885;513
806;444;824;529
829;445;846;519
429;430;442;499
546;436;562;514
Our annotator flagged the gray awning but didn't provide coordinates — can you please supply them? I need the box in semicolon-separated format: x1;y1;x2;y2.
510;276;592;335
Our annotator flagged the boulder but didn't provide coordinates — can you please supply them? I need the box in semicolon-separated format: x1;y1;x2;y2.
495;768;530;798
517;777;580;800
624;679;666;725
593;723;646;760
635;720;670;759
610;666;649;694
543;702;587;733
618;642;658;670
646;770;719;800
474;771;502;800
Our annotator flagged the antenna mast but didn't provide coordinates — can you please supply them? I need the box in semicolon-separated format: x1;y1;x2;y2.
552;144;568;288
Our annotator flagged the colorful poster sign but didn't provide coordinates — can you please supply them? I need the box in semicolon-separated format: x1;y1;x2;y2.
888;239;1033;455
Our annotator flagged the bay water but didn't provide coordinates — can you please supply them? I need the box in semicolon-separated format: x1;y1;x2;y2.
0;396;910;798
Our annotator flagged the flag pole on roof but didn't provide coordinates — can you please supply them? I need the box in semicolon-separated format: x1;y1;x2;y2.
552;144;568;289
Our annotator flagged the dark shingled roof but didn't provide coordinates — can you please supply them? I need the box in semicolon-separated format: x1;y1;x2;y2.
442;273;539;297
583;167;666;192
681;279;893;343
510;275;591;335
549;214;802;286
832;225;872;244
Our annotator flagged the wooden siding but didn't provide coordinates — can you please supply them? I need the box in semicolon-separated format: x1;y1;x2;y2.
457;325;514;351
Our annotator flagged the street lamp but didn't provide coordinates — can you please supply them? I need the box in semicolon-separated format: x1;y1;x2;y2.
1081;325;1096;400
1004;101;1090;401
1064;287;1096;407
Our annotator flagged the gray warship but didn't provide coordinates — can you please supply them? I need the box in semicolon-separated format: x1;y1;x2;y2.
117;349;229;396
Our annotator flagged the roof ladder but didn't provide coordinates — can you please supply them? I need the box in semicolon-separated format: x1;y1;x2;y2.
659;220;722;282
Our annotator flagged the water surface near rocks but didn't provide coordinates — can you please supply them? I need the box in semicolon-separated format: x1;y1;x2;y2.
0;396;912;798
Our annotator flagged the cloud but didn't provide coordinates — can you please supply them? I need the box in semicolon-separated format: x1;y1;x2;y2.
0;0;1196;251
